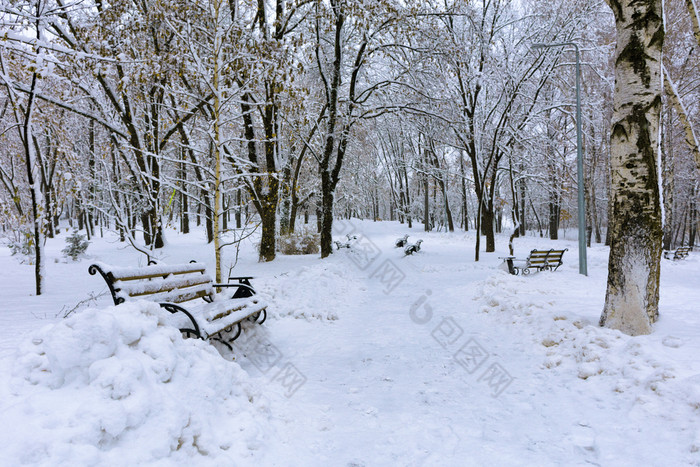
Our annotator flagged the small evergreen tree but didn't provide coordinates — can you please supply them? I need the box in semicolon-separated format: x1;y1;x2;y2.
62;230;89;261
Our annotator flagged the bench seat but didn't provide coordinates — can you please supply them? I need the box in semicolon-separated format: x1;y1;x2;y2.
176;295;267;338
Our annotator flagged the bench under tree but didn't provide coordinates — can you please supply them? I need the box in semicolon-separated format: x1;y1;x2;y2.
663;246;692;260
89;262;267;350
501;248;568;275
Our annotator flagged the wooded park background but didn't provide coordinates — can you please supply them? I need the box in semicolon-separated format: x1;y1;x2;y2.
1;0;698;313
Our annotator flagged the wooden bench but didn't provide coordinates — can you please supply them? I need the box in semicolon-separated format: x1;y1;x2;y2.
502;248;568;275
663;246;692;260
89;262;267;350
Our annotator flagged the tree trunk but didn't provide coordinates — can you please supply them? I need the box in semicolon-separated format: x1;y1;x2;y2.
320;177;335;258
279;165;292;236
24;78;43;295
404;167;412;229
689;186;697;247
661;103;674;250
482;206;495;252
460;152;469;231
180;147;190;234
600;0;664;336
423;166;430;232
235;189;242;229
585;181;593;247
679;206;689;247
545;102;560;240
204;198;213;243
518;176;526;236
258;191;277;262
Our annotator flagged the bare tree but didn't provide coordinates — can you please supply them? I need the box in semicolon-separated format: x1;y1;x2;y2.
0;0;50;294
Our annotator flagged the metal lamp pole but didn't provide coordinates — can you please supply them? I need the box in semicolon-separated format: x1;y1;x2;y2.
532;42;588;276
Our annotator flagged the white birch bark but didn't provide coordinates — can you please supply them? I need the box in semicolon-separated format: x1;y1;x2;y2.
600;0;665;335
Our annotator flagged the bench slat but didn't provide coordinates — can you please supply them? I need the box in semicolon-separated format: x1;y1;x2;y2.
92;261;207;281
115;273;213;298
112;267;206;282
148;287;213;304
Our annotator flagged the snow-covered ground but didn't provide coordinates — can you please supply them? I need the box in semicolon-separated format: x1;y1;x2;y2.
1;219;699;466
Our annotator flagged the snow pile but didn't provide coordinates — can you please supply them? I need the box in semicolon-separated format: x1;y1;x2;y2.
5;301;270;465
475;273;672;384
262;261;363;321
475;271;550;321
475;272;700;456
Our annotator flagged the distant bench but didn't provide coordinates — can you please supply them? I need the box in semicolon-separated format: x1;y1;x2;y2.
663;246;692;261
89;262;267;350
501;248;568;275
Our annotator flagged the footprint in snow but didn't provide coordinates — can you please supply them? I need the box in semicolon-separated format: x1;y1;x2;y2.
571;423;597;453
662;336;684;348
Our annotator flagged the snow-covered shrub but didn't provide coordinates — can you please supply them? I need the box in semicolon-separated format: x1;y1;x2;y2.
62;230;89;260
278;227;319;255
7;228;34;261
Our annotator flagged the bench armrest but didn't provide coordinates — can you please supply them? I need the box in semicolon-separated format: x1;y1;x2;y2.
228;276;254;282
159;302;202;339
213;282;256;298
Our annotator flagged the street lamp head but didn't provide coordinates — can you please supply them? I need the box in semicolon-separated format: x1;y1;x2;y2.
531;43;547;49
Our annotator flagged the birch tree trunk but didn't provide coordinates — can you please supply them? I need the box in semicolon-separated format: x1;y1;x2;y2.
600;0;664;335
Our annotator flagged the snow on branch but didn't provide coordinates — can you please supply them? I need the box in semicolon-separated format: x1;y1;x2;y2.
663;65;700;174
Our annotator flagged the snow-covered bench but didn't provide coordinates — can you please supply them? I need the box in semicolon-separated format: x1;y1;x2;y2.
501;248;568;275
663;246;692;260
334;234;358;250
88;262;267;350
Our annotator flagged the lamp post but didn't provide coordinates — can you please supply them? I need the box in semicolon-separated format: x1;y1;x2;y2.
532;42;588;276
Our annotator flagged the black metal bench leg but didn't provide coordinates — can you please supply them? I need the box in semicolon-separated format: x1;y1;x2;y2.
227;322;242;342
212;322;242;351
212;337;233;351
506;258;515;275
246;308;267;324
159;302;202;340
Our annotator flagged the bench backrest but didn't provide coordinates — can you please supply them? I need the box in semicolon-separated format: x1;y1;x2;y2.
527;249;567;267
89;262;214;305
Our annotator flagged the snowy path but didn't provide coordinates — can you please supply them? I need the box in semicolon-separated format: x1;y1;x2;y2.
232;226;700;466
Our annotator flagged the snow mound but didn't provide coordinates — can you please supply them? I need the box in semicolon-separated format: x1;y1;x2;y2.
475;272;548;320
476;272;700;407
476;274;670;379
5;301;270;466
262;261;363;321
